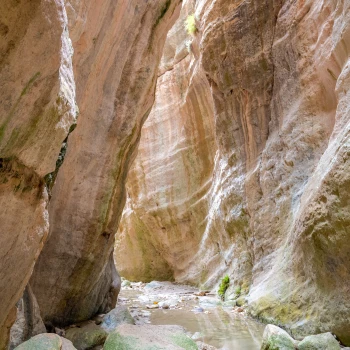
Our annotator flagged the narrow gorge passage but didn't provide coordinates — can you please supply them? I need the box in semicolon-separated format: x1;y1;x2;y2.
1;0;350;349
118;280;265;349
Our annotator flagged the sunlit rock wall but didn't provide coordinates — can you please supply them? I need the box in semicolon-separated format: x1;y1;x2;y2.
116;0;217;282
116;0;350;345
0;0;76;346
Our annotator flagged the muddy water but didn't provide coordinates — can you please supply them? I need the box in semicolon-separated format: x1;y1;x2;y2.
119;281;264;350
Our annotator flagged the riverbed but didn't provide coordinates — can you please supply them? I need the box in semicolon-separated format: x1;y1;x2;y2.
118;281;265;350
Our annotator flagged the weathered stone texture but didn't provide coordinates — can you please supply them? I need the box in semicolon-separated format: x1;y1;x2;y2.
30;0;182;328
0;0;76;346
116;0;350;344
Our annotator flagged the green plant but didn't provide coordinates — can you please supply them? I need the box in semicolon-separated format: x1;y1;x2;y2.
235;286;241;296
218;275;230;300
185;14;197;35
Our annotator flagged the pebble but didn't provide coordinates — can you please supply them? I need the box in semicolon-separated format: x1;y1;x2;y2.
191;307;204;313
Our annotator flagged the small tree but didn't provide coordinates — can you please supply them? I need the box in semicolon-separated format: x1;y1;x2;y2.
218;275;230;300
185;14;197;35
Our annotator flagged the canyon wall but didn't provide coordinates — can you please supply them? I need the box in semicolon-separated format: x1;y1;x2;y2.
30;0;182;328
1;0;181;347
0;0;76;346
116;0;350;345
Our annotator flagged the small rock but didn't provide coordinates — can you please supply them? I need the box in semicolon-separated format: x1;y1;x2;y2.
146;304;159;309
101;305;135;332
65;323;107;350
236;307;244;313
261;324;297;350
55;327;65;336
298;332;340;350
191;307;204;313
144;281;162;289
158;301;170;309
121;280;131;288
14;334;77;350
93;315;104;325
118;297;129;302
196;341;218;350
235;296;246;307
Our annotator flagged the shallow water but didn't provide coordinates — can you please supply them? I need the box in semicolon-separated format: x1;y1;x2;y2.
119;281;264;350
151;307;264;349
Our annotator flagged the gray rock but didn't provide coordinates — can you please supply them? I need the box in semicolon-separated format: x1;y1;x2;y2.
298;333;340;350
101;305;135;332
261;324;297;350
235;296;246;307
14;334;77;350
121;280;131;288
64;323;107;350
104;324;198;349
144;281;163;289
10;285;47;349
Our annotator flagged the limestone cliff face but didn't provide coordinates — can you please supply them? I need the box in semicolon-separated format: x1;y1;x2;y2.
116;0;217;282
30;0;182;328
0;0;76;346
116;0;350;345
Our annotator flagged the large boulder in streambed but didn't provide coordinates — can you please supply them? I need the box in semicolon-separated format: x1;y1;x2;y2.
261;324;297;350
14;334;76;350
101;305;135;332
298;333;340;350
104;324;198;349
64;322;108;349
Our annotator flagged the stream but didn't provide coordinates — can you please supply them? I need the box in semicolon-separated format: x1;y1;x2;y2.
118;280;265;350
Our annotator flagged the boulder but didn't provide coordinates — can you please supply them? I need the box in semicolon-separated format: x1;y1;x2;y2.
104;324;198;349
261;324;296;350
14;334;76;350
298;333;340;350
100;305;135;333
64;323;107;350
10;285;46;349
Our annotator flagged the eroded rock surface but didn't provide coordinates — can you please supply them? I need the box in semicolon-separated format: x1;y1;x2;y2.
116;0;350;344
30;0;182;328
116;0;217;283
0;0;76;346
14;334;76;350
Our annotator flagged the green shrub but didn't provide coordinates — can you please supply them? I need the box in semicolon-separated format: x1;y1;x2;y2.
235;286;241;296
218;275;230;300
185;14;197;35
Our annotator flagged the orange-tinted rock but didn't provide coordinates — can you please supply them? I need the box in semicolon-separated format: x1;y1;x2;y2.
116;0;350;343
116;0;216;282
0;0;76;345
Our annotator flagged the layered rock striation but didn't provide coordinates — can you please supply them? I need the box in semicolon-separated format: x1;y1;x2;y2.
1;0;182;347
30;0;182;328
0;0;76;346
116;0;350;345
